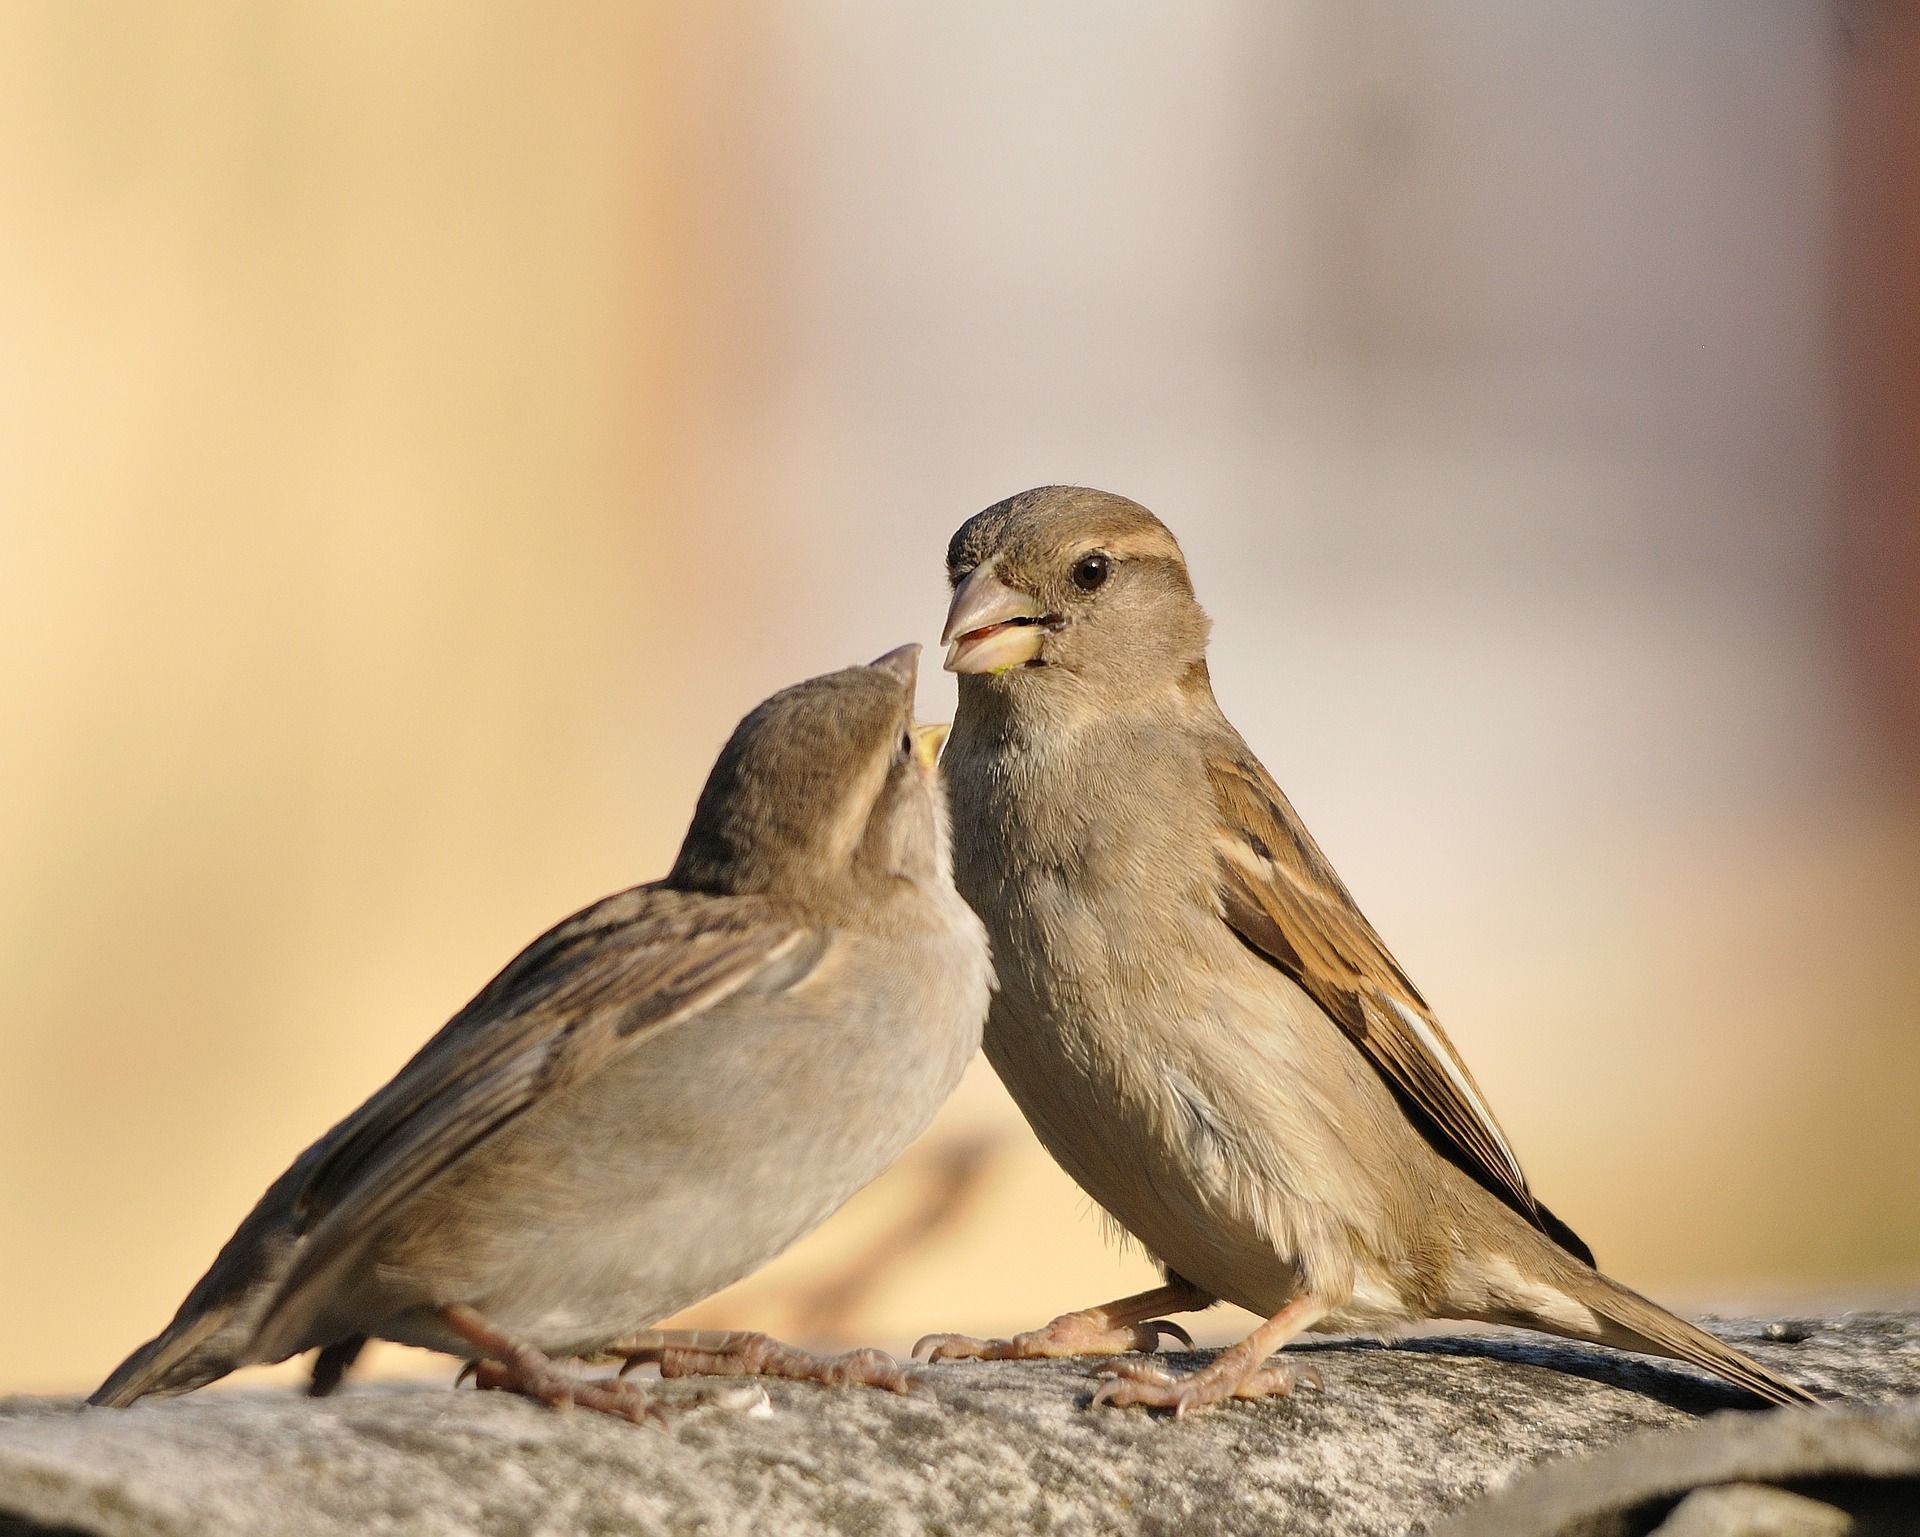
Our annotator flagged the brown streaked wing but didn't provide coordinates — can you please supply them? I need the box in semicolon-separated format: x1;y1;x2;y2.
1206;749;1593;1263
265;885;823;1329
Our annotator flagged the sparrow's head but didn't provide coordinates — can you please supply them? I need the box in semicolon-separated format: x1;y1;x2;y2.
942;486;1210;692
669;645;955;905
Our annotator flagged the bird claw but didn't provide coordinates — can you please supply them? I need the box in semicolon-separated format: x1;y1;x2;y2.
622;1332;930;1397
1145;1318;1195;1350
468;1356;667;1425
911;1331;998;1362
914;1313;1193;1363
1089;1354;1322;1417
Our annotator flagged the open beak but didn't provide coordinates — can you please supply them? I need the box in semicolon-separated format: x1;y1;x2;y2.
910;722;949;775
941;559;1047;674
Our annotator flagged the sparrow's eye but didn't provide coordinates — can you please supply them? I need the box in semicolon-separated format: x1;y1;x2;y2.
897;731;913;760
1071;552;1110;592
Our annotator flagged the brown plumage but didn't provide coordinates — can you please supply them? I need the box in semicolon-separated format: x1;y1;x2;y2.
93;647;991;1420
914;485;1818;1415
1207;749;1595;1267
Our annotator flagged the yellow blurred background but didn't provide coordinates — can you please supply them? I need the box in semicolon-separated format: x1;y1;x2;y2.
3;4;1916;1396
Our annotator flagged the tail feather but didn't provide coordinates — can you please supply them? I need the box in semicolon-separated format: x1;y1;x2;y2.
90;1153;324;1408
307;1334;368;1398
1575;1270;1822;1408
1535;1197;1594;1269
88;1307;239;1408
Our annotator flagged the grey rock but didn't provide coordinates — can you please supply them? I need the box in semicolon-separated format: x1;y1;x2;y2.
1;1314;1915;1537
1439;1349;1920;1537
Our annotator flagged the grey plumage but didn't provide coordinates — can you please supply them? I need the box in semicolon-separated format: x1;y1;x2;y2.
918;486;1816;1414
93;647;990;1416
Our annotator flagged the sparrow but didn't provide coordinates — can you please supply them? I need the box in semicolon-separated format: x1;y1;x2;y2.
913;486;1817;1415
92;646;991;1422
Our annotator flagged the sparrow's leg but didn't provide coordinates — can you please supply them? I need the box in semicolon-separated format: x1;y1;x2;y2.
1090;1295;1329;1417
442;1304;668;1425
605;1329;926;1396
912;1278;1213;1363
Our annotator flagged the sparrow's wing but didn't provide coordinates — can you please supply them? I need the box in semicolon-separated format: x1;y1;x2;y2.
1206;748;1594;1265
268;884;825;1323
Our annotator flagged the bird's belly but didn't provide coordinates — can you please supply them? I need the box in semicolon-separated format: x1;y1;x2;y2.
355;962;982;1358
983;955;1422;1325
983;1001;1310;1318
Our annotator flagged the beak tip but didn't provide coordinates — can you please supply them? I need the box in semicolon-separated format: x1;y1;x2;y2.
940;560;1044;661
868;644;921;687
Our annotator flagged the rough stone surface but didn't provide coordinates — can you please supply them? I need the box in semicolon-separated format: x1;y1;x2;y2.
0;1315;1914;1537
1438;1355;1920;1536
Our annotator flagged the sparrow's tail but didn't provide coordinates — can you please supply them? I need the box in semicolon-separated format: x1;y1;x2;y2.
1553;1266;1822;1408
88;1307;242;1408
307;1334;369;1397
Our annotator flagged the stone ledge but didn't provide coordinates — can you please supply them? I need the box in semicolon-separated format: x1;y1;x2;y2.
1;1315;1914;1537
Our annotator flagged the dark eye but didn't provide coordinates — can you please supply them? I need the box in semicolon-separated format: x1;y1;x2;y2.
898;731;913;760
1071;552;1110;592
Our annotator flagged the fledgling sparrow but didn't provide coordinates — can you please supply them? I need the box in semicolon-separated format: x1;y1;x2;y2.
913;487;1817;1415
93;647;991;1422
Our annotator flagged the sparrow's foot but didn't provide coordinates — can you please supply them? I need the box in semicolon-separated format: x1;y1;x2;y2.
468;1354;669;1425
913;1281;1212;1364
610;1329;929;1397
442;1303;769;1426
1089;1352;1322;1418
914;1311;1193;1363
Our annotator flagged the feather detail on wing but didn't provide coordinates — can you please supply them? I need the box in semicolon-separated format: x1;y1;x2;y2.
260;885;825;1337
1205;750;1594;1266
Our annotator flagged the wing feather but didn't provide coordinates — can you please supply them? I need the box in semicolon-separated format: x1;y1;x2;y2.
1206;750;1593;1265
260;884;822;1337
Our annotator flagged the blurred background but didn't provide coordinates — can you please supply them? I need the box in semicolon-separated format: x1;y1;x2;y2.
2;3;1916;1396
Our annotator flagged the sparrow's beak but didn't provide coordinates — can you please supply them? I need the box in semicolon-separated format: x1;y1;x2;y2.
868;643;922;687
942;559;1046;674
910;721;949;775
